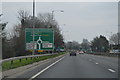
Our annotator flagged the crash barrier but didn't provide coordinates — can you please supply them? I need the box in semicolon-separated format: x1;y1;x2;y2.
86;52;120;57
1;53;57;65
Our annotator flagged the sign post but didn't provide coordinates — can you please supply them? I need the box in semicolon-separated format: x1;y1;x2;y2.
25;28;54;51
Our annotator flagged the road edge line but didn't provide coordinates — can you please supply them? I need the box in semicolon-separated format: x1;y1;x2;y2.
29;56;65;80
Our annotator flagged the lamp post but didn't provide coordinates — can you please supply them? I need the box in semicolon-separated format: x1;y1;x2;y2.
51;10;64;25
0;14;3;17
51;10;64;53
118;32;120;50
32;0;35;55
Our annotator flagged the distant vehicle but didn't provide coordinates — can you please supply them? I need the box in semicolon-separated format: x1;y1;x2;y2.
109;49;120;53
79;51;84;54
70;51;77;56
55;48;65;52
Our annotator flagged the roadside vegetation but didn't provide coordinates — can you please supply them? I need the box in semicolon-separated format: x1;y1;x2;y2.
2;10;64;59
2;52;66;71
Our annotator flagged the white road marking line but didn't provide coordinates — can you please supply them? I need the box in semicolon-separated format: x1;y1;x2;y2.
95;63;99;64
89;59;92;61
29;57;65;80
108;69;116;73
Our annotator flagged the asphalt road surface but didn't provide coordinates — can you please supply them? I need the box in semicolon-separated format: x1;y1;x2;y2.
6;53;118;79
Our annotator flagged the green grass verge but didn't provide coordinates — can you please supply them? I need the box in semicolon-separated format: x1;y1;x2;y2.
2;52;67;71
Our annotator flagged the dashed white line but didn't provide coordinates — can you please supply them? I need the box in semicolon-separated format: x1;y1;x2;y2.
89;59;92;61
108;69;116;73
29;57;65;80
95;63;99;64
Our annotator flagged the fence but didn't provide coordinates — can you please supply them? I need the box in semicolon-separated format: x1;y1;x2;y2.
86;52;120;57
1;53;57;65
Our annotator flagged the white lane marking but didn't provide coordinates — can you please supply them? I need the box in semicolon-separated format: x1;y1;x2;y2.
89;59;92;61
108;69;116;73
95;63;99;64
29;57;65;79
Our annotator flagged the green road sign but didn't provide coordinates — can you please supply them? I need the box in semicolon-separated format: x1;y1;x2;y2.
25;28;54;51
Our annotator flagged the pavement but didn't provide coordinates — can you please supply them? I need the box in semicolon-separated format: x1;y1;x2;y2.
2;53;119;79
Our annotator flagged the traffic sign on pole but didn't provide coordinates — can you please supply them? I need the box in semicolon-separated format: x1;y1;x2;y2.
25;28;54;51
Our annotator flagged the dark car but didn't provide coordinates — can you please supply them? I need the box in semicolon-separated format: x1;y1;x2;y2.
70;51;77;56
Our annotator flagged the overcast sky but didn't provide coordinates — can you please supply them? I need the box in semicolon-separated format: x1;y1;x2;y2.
2;2;118;43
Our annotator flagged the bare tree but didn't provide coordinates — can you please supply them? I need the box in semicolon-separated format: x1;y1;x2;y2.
9;10;65;56
81;39;90;51
11;10;31;56
37;13;55;28
109;33;118;45
66;41;80;50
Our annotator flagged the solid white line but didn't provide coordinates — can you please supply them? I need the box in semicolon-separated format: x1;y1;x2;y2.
29;57;65;79
108;69;116;73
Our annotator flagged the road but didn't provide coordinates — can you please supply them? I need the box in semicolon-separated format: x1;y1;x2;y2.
5;53;118;79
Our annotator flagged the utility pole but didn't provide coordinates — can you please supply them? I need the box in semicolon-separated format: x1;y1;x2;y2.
32;0;35;55
52;11;54;21
118;32;120;50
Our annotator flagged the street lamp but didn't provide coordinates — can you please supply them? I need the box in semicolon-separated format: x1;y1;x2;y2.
51;10;64;53
51;10;64;21
0;14;3;17
118;32;120;50
32;0;35;55
51;10;64;31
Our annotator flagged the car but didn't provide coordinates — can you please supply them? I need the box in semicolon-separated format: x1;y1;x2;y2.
70;52;77;56
79;51;84;54
109;49;120;53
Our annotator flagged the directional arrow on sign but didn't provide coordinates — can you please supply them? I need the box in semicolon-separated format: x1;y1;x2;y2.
37;36;43;50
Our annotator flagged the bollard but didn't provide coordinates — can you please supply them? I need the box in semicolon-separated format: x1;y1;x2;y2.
19;59;22;62
11;60;13;65
26;58;27;60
